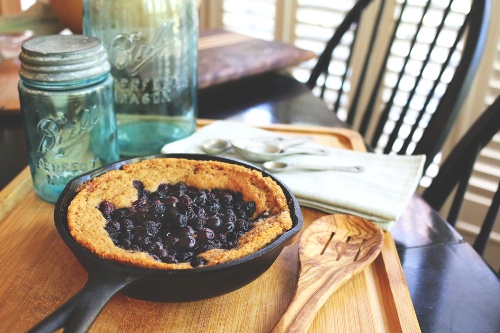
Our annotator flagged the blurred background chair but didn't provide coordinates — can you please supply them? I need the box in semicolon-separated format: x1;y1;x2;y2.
422;95;500;267
307;0;490;171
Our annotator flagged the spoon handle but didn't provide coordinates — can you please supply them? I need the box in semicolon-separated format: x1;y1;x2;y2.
277;136;312;150
283;147;329;156
295;164;364;172
322;165;364;172
272;262;348;333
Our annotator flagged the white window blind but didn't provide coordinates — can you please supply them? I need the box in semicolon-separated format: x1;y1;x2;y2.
215;0;500;271
292;0;356;121
221;0;276;41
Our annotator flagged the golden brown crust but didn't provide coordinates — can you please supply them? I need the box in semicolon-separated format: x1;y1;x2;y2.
67;158;292;270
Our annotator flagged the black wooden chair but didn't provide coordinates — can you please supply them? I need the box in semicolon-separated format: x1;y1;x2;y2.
423;96;500;258
307;0;490;171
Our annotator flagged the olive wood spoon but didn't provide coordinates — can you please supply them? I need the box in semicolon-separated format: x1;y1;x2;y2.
272;214;384;333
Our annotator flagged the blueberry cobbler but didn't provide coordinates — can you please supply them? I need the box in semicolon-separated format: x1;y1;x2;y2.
67;158;292;269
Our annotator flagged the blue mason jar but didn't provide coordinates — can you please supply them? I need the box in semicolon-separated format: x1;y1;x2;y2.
18;35;119;203
83;0;198;157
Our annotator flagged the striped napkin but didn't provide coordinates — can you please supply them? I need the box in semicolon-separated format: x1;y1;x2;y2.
161;121;425;230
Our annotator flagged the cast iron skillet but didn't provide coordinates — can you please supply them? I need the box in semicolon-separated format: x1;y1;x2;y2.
28;154;303;333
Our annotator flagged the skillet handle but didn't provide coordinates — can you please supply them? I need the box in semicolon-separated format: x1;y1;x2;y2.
27;268;140;333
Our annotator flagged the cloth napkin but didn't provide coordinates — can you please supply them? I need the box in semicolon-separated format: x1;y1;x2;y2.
161;121;425;230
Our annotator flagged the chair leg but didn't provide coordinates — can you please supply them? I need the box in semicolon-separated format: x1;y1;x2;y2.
447;149;478;226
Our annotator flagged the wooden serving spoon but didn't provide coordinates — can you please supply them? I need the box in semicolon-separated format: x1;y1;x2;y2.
273;214;384;333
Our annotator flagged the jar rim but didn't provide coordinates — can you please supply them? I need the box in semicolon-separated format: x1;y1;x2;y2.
19;35;110;84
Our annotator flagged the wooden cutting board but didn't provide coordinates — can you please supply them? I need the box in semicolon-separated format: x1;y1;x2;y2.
0;123;420;332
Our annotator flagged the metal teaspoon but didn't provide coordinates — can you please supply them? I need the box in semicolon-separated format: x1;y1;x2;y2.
262;161;364;173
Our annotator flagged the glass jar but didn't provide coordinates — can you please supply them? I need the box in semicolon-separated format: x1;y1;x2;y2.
18;35;119;203
83;0;198;157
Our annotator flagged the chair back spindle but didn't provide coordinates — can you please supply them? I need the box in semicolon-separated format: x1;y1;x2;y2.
308;0;491;172
423;96;500;257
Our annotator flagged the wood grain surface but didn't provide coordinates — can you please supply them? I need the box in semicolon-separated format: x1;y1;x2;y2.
0;29;315;113
273;214;384;333
0;124;420;333
198;29;315;89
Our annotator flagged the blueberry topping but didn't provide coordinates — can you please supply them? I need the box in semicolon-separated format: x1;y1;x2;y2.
99;181;259;267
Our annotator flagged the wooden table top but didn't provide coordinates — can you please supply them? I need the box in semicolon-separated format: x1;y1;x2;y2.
0;123;420;332
1;67;499;332
0;29;315;114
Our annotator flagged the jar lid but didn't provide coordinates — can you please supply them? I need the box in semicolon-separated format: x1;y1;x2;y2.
19;35;110;84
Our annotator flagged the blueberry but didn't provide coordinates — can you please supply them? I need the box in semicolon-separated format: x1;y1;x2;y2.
176;182;187;192
120;239;132;249
99;201;115;216
236;219;250;232
156;248;169;259
193;192;207;206
132;226;146;237
133;180;144;190
132;198;148;209
176;214;188;228
184;208;197;223
233;192;243;202
150;242;164;252
206;216;221;229
163;235;179;247
111;208;128;221
164;196;178;207
195;243;210;254
130;245;142;252
180;194;193;208
105;225;119;237
221;222;235;233
136;236;151;246
195;206;207;218
220;193;233;206
197;228;215;241
106;220;121;231
190;256;207;267
164;255;177;263
152;236;163;243
221;211;236;223
142;220;161;236
150;201;166;219
120;219;134;231
192;217;206;231
178;236;196;250
210;239;223;249
206;202;221;215
178;226;195;236
137;189;151;202
157;183;169;196
245;201;257;217
177;251;194;262
164;207;180;222
120;231;133;242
